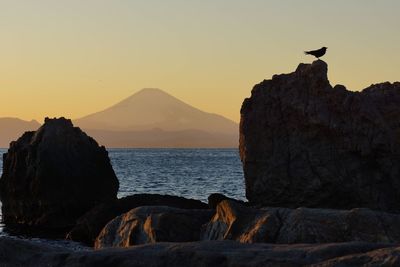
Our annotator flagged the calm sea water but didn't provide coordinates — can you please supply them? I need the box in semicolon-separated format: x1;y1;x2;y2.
0;148;245;202
112;148;245;201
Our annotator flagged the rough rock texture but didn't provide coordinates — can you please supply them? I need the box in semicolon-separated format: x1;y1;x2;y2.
203;200;281;243
207;193;249;209
240;60;400;211
203;200;400;244
67;194;208;246
313;246;400;266
94;206;213;249
0;117;119;232
0;237;399;267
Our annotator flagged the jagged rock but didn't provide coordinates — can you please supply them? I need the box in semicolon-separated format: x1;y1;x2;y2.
94;206;213;249
67;194;208;246
203;200;281;243
240;60;400;211
203;200;400;244
0;117;119;232
0;236;398;267
207;193;248;209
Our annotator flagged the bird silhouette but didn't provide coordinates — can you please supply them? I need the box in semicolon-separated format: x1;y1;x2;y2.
304;47;327;59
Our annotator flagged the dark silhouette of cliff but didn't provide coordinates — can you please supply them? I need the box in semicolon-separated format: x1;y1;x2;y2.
240;59;400;212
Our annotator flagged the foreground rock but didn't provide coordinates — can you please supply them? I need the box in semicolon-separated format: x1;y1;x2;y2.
240;60;400;211
203;200;400;244
207;193;249;209
67;194;208;245
95;206;213;249
0;117;119;232
0;237;398;267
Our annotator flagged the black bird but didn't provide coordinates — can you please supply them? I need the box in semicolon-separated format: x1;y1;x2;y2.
304;47;327;59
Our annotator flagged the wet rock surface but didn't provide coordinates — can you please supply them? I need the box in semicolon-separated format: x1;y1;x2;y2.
0;117;119;232
203;200;400;244
94;206;213;249
67;194;208;245
240;60;400;211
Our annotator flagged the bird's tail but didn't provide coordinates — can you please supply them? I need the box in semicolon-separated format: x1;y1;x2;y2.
304;51;310;55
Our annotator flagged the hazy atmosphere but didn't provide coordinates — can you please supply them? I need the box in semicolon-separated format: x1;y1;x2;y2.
1;1;400;265
1;0;399;122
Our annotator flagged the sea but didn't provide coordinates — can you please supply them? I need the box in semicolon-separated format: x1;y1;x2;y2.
0;148;245;247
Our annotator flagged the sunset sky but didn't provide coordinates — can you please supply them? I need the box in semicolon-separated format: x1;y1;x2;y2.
1;0;399;123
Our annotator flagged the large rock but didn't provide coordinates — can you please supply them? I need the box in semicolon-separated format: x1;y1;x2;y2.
94;206;213;249
0;117;119;232
240;60;400;211
0;236;398;267
203;200;400;244
203;200;282;243
207;193;249;209
67;194;208;246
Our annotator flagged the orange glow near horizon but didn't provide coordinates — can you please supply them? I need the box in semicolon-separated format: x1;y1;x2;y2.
1;0;399;123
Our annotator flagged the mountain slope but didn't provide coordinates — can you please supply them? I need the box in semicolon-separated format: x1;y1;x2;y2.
74;88;238;134
0;89;238;148
0;118;41;148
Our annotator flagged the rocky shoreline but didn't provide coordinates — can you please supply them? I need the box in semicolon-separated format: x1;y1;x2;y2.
1;237;400;267
1;60;400;266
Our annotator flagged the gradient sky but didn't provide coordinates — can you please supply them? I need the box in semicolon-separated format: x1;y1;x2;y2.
1;0;399;123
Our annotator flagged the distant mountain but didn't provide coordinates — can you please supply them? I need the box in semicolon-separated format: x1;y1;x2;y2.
0;89;239;148
0;118;41;148
74;88;238;134
73;88;239;147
